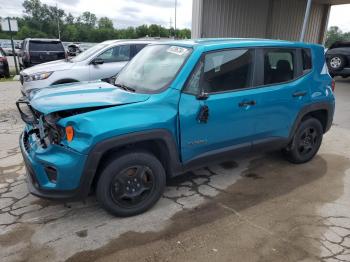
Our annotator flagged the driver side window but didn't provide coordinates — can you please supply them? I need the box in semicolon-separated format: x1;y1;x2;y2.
96;45;131;63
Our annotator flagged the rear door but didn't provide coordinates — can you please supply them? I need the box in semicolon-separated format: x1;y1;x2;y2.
250;48;311;149
89;45;131;81
29;41;65;65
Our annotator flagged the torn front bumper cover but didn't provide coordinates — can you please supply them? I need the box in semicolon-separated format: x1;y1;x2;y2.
19;129;89;201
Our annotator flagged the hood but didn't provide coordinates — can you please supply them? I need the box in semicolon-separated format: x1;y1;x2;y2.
21;60;74;75
29;81;150;115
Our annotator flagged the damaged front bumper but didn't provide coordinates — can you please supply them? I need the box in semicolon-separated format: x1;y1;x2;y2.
19;127;88;200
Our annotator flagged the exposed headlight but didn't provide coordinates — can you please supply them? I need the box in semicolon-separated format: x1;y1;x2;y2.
24;72;53;82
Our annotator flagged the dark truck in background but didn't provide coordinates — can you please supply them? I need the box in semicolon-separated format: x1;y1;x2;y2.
19;38;67;69
326;41;350;78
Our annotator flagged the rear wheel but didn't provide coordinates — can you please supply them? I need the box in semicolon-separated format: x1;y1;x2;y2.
284;118;323;164
96;151;166;217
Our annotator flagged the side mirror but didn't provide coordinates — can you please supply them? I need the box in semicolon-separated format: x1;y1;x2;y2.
91;58;104;65
196;91;209;100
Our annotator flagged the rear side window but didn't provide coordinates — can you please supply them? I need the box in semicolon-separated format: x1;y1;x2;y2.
29;41;64;52
264;49;294;85
0;48;4;57
202;49;254;93
302;48;312;73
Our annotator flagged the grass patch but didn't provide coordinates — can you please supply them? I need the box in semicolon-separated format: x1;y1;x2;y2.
0;77;15;82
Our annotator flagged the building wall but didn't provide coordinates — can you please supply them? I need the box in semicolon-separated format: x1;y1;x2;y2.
192;0;331;44
200;0;271;38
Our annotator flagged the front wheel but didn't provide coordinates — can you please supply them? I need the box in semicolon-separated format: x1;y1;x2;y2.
284;118;323;164
96;151;166;217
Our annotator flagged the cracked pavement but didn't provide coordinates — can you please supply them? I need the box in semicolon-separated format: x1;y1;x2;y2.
1;80;350;261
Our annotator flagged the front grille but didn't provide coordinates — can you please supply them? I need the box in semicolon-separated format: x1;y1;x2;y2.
23;132;30;153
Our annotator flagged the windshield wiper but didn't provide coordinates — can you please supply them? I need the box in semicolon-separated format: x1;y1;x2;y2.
115;83;136;93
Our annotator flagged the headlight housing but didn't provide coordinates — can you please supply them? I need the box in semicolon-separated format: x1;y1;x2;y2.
24;72;53;82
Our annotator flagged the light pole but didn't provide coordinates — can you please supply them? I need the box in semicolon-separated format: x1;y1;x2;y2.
56;2;61;39
174;0;177;39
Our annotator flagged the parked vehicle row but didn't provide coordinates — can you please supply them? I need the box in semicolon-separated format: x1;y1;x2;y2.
0;42;21;56
18;38;67;69
17;39;335;217
19;39;152;95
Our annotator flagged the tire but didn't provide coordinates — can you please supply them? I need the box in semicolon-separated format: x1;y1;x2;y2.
96;151;166;217
327;55;346;71
284;118;323;164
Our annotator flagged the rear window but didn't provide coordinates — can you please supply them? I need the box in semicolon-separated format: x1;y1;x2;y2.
29;41;65;52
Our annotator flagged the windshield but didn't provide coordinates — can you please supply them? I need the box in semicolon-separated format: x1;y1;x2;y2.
115;45;191;93
71;42;108;62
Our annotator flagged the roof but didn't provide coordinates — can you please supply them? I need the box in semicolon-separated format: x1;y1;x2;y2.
314;0;350;5
156;38;321;49
24;38;61;42
329;41;350;49
101;39;160;45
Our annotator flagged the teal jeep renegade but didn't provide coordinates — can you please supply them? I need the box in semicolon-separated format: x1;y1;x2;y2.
17;39;335;216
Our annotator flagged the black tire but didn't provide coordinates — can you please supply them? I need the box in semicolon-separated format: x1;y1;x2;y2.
327;55;346;71
96;151;166;217
284;118;323;164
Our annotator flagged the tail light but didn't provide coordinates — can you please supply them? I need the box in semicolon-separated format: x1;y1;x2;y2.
331;79;335;92
24;52;30;60
0;57;6;62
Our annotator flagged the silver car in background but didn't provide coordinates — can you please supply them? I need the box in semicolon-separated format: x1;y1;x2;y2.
20;40;153;95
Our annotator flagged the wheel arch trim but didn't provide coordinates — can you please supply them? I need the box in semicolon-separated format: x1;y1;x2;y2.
78;129;182;198
289;101;334;141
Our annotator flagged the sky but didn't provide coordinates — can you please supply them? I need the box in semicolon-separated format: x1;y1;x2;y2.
329;4;350;32
0;0;192;29
0;0;350;32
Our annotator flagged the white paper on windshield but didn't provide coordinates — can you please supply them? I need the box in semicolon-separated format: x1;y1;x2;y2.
167;46;189;56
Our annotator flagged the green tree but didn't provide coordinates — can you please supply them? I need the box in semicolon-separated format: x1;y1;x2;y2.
325;26;350;47
79;11;97;28
98;17;114;29
136;25;149;38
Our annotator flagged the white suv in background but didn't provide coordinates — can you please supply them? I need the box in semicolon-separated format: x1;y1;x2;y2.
20;40;153;95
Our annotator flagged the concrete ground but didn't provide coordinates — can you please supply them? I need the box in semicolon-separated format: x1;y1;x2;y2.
1;79;350;262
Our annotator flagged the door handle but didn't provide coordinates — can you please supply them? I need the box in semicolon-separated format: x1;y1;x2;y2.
292;91;307;97
239;100;256;107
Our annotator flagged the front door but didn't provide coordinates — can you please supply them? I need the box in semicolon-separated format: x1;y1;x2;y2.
89;45;131;81
179;48;257;163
